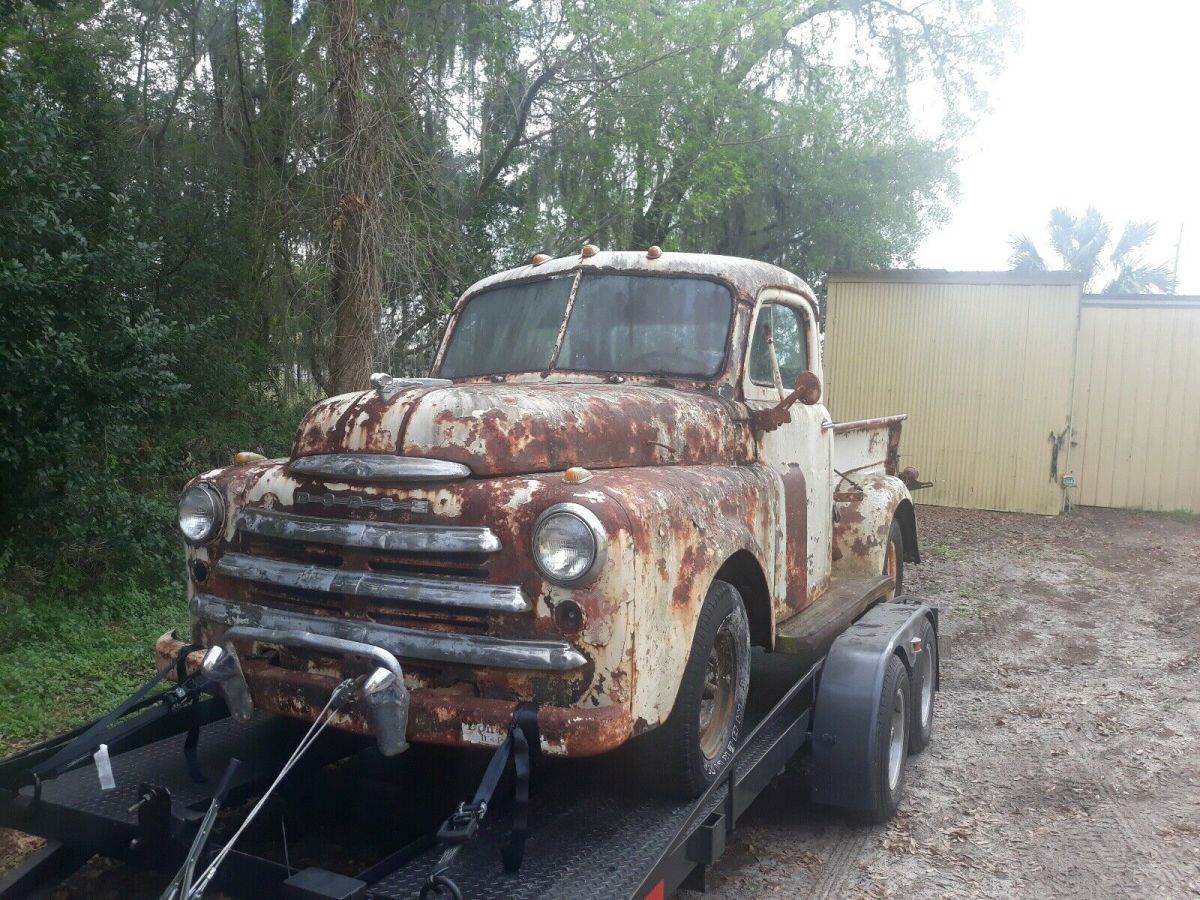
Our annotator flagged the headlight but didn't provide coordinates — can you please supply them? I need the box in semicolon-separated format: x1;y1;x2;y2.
178;484;224;545
533;503;606;585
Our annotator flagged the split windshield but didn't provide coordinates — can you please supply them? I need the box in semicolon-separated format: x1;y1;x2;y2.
438;273;734;379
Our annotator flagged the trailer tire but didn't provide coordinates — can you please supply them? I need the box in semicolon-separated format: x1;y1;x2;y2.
863;654;911;823
908;618;937;754
884;518;904;598
643;580;750;800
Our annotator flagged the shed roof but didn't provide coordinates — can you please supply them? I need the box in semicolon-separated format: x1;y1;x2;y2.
827;269;1084;287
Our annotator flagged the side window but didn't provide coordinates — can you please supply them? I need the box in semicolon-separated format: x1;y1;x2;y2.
748;304;809;387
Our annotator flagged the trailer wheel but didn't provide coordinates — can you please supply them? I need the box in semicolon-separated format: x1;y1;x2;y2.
884;518;904;598
645;580;751;799
908;618;937;754
864;654;911;823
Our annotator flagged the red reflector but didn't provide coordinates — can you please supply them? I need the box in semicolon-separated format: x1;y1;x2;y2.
645;881;665;900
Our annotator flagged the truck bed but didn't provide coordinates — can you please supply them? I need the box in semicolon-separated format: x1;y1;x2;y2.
830;414;906;479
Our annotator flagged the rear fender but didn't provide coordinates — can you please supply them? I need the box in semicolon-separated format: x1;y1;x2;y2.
831;473;918;578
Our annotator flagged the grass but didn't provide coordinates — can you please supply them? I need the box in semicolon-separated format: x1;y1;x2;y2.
923;542;963;561
0;578;190;755
954;583;1014;620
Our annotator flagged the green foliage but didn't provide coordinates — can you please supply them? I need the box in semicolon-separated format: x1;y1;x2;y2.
0;11;314;583
0;574;190;752
0;69;181;573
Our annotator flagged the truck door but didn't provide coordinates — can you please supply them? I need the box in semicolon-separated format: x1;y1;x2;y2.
743;291;832;613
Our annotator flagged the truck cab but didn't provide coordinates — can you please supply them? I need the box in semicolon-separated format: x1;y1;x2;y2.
162;249;919;798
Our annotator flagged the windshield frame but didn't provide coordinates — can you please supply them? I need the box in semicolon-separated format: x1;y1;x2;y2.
432;268;740;384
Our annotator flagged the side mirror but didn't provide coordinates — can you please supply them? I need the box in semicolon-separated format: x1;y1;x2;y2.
750;371;822;433
789;370;822;406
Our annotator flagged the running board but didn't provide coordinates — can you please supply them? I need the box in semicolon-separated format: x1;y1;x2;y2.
774;575;894;658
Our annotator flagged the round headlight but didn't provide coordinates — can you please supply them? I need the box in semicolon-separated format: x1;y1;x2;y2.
533;504;606;585
178;484;224;545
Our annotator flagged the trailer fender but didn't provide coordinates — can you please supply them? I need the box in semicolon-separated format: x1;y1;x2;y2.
809;599;938;811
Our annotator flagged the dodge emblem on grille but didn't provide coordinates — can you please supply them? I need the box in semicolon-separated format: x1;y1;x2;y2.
295;491;431;513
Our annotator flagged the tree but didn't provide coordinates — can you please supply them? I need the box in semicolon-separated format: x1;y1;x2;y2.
327;0;381;393
1009;207;1174;294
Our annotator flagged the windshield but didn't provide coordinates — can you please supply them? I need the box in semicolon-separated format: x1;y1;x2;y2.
438;273;734;379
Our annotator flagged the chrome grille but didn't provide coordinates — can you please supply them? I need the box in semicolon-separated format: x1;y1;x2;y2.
220;507;527;620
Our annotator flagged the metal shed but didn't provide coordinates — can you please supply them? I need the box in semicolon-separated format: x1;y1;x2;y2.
824;271;1083;515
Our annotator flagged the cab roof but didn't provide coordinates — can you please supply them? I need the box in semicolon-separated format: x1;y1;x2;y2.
459;250;817;312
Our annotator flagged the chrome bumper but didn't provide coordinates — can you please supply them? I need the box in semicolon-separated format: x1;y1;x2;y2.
192;593;588;672
202;626;411;756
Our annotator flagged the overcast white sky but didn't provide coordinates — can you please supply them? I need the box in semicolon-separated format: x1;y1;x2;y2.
916;0;1199;293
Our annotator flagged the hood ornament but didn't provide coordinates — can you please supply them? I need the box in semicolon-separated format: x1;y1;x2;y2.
369;372;452;397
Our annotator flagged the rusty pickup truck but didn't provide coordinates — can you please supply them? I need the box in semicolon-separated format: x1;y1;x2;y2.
162;249;920;799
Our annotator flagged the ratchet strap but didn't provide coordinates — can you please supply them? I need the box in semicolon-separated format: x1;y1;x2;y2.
23;643;205;794
420;704;540;898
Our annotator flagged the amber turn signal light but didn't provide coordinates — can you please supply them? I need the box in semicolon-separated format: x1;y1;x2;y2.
646;245;662;259
563;466;593;484
581;243;599;258
531;253;550;266
234;451;266;465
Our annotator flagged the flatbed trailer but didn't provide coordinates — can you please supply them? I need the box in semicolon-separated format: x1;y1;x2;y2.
0;600;938;900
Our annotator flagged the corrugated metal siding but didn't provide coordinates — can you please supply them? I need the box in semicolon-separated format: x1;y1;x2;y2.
825;279;1081;515
1071;301;1200;512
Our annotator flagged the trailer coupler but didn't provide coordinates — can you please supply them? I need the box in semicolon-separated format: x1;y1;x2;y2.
418;703;540;899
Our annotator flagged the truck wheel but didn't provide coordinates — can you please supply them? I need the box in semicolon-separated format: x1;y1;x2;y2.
864;654;912;823
884;518;904;599
908;618;937;754
646;580;751;800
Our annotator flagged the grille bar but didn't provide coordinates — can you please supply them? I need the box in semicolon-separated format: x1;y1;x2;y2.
216;552;529;613
238;508;501;554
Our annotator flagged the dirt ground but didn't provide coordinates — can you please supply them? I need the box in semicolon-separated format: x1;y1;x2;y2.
3;505;1198;898
684;505;1200;899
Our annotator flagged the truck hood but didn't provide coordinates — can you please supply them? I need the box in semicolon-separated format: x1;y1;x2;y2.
292;382;753;477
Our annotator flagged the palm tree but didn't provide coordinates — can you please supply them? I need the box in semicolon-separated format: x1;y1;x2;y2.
1009;207;1174;294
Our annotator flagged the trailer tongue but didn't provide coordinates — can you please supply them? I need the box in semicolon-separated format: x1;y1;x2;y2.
0;601;937;900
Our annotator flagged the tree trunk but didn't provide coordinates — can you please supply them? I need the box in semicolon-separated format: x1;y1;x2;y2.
328;0;380;394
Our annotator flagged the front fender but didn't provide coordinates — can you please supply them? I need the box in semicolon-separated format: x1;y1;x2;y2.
832;473;918;578
595;464;779;732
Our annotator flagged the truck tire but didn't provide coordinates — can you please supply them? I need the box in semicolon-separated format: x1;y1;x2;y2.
884;518;904;598
908;617;937;754
644;580;751;799
863;653;912;823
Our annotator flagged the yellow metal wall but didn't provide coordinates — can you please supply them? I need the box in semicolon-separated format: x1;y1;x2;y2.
825;275;1081;515
1071;300;1200;512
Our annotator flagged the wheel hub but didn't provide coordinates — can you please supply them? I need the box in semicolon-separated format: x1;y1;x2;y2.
698;620;737;761
888;683;907;790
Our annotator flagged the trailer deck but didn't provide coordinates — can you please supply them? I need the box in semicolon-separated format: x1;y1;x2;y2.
0;602;937;900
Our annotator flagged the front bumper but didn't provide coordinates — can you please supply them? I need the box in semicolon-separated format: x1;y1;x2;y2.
157;632;633;758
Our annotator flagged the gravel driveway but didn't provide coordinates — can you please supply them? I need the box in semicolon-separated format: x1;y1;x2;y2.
686;504;1200;899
